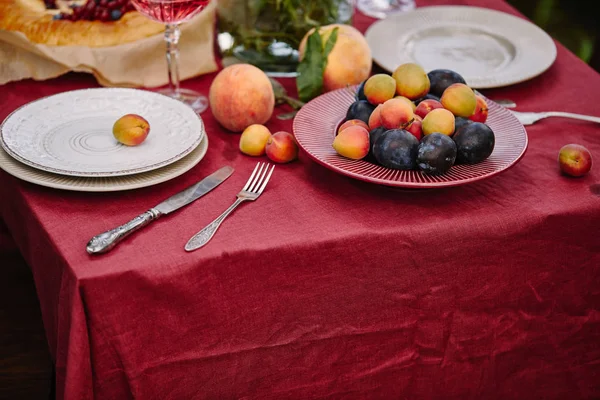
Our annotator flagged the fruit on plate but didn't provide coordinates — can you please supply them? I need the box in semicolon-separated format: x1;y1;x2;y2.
209;64;275;133
368;105;383;130
266;131;298;163
415;99;443;119
239;124;271;156
332;125;370;160
469;95;489;123
338;119;370;135
558;144;593;177
380;98;414;130
299;24;372;92
440;83;477;118
453;122;496;164
0;0;163;47
427;69;467;98
339;65;496;174
392;63;430;100
417;133;457;175
112;113;150;146
346;100;376;125
422;108;455;136
406;115;423;141
372;129;419;170
364;74;397;105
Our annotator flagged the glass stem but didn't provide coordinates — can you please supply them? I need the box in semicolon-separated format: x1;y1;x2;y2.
164;24;182;99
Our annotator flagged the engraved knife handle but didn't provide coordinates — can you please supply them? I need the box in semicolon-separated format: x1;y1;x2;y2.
86;208;162;255
185;198;244;252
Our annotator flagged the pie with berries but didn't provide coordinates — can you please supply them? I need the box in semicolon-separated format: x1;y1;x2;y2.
0;0;164;47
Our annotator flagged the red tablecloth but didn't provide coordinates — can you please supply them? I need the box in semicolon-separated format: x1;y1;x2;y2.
1;0;600;399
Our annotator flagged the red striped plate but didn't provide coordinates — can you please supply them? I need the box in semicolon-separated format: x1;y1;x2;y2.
292;88;528;188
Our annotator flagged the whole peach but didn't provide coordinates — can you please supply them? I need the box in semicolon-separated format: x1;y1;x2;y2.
239;124;272;156
558;144;593;177
112;114;150;146
266;131;299;163
299;24;372;92
209;64;275;132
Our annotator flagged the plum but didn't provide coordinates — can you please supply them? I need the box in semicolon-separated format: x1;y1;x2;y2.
372;129;419;170
417;133;457;175
427;69;467;98
355;80;367;101
453;117;472;134
453;122;495;164
366;126;387;162
346;100;376;125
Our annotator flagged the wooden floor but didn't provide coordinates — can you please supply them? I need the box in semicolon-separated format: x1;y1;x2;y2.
0;248;53;400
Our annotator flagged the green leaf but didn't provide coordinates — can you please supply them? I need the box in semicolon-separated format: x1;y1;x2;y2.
323;27;339;59
297;29;325;102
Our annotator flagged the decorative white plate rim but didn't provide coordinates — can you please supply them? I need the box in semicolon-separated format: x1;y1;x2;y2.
0;88;205;178
292;86;529;189
0;133;209;192
364;5;557;89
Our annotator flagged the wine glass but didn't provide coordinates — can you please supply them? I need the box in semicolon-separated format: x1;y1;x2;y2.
357;0;415;19
130;0;211;113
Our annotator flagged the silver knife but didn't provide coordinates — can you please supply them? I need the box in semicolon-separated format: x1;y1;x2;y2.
86;166;234;255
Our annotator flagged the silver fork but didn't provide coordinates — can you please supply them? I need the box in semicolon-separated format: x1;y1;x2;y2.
184;162;275;251
509;110;600;126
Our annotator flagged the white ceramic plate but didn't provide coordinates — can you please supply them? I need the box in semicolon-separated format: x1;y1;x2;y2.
0;88;205;177
0;134;208;192
365;6;557;88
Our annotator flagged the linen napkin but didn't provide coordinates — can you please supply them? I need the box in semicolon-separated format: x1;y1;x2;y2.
0;1;218;87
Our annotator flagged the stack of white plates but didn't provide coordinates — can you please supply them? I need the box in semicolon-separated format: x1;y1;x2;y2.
0;88;208;192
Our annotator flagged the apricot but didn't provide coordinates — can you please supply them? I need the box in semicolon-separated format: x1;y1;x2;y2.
415;99;443;119
299;24;372;92
440;83;477;118
392;63;430;100
406;114;423;141
395;96;417;112
112;114;150;146
332;125;369;160
239;124;271;156
380;98;414;130
265;131;298;163
469;95;489;123
364;74;396;105
422;108;455;136
209;64;275;132
338;119;370;135
368;105;383;130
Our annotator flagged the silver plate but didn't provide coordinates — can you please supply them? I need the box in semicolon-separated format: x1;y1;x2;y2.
365;6;557;88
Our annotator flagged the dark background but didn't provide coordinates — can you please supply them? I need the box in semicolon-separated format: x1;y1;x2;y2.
507;0;599;72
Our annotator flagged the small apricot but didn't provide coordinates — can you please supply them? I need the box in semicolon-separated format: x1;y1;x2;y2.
380;98;414;130
239;124;271;156
338;119;370;135
364;74;397;105
332;125;370;160
112;114;150;146
440;83;477;117
265;131;298;163
422;108;455;136
392;63;431;100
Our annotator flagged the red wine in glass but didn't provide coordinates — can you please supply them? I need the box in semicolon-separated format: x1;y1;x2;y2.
131;0;211;113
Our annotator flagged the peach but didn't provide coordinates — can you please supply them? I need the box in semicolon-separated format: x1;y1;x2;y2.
380;98;414;130
239;124;271;156
440;83;477;117
265;131;298;163
299;24;372;92
406;114;423;141
415;99;444;119
395;96;417;112
364;74;396;105
368;104;383;130
422;108;455;136
558;144;593;177
112;114;150;146
338;119;370;135
332;125;369;160
469;95;489;123
209;64;275;132
392;63;430;100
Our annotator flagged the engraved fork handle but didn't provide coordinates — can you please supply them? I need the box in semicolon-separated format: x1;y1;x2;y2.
185;198;245;252
86;209;161;255
544;111;600;124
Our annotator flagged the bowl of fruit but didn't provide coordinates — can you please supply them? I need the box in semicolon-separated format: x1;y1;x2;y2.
293;64;528;188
